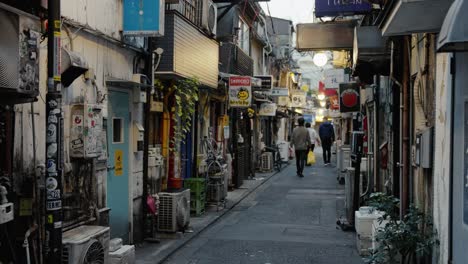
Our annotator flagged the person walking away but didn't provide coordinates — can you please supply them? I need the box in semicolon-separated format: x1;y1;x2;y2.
305;122;320;152
319;118;335;166
291;118;310;177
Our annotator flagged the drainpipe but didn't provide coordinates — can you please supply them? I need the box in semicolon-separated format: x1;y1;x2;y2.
401;36;411;216
374;75;380;192
141;51;152;239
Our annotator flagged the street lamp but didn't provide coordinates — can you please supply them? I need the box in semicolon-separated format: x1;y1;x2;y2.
313;52;328;67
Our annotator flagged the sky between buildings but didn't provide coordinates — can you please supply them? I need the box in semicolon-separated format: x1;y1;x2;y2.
260;0;316;26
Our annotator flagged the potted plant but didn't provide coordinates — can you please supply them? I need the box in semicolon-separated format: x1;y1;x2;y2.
365;193;439;264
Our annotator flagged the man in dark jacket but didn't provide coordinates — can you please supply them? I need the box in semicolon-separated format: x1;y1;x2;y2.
319;118;335;166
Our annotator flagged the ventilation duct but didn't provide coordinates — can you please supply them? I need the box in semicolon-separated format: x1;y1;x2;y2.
61;48;88;87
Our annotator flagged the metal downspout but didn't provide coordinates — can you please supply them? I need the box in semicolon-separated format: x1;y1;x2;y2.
402;36;411;216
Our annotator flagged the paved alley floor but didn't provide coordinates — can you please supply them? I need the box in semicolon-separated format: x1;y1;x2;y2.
161;155;364;264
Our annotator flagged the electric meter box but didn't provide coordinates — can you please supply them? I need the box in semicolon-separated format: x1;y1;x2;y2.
70;104;103;158
133;122;145;152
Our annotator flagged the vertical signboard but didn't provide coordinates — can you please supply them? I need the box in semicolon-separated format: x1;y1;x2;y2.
229;77;252;108
315;0;372;17
123;0;165;36
324;69;345;89
339;83;361;113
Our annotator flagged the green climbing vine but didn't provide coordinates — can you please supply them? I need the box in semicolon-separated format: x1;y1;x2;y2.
170;77;200;153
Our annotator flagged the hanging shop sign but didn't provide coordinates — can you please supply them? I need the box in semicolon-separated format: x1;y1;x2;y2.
229;77;252;108
315;0;372;18
253;75;273;91
324;69;345;89
339;83;361;113
277;96;290;107
271;88;289;97
123;0;165;36
329;95;340;110
259;103;277;116
291;91;307;108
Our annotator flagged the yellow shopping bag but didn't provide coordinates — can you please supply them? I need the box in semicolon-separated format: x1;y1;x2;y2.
307;150;316;165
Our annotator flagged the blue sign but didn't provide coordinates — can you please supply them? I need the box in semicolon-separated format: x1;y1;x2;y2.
315;0;371;17
123;0;164;36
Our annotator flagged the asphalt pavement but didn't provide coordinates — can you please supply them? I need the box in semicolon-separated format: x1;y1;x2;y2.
161;150;365;264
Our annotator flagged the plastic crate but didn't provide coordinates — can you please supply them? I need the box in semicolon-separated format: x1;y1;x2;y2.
184;178;206;196
190;198;205;217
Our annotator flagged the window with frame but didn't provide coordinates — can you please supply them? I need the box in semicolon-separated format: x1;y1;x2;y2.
238;17;250;55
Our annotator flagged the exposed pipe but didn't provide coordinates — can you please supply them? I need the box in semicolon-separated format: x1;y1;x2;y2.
23;224;38;264
401;36;411;216
30;102;43;264
448;54;455;264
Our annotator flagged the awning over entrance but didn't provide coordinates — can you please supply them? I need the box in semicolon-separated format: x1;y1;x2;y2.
352;26;390;83
381;0;453;36
106;77;154;89
353;26;389;69
296;21;356;51
438;0;468;52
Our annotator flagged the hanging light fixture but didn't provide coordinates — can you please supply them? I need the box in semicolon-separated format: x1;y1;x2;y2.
320;101;326;107
313;52;328;67
317;93;326;101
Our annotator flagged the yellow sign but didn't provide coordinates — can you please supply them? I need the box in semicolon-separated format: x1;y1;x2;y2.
115;150;123;176
19;198;33;216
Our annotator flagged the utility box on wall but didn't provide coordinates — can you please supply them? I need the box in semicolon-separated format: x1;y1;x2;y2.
70;104;103;158
415;128;433;169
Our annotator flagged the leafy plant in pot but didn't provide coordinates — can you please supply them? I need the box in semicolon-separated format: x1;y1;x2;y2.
365;193;439;264
170;77;200;153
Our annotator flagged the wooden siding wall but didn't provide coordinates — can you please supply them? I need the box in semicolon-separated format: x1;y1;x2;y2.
156;12;219;88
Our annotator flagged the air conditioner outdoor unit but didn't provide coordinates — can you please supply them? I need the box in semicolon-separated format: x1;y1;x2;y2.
157;189;190;232
0;7;40;104
62;225;110;264
201;0;217;37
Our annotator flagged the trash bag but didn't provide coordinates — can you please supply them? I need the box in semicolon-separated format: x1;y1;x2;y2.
307;150;316;165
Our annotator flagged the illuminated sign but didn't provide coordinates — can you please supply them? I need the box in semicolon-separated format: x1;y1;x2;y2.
315;0;372;18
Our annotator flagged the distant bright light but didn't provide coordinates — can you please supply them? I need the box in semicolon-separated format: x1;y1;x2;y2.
316;115;324;122
320;101;326;107
318;108;324;115
317;93;325;100
313;53;328;67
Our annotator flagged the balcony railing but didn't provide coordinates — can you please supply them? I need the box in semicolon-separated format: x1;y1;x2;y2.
219;43;254;76
166;0;203;28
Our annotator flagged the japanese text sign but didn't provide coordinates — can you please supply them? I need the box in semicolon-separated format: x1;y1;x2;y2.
315;0;372;18
324;69;345;89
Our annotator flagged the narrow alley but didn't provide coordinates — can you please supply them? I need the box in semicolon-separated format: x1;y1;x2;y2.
1;0;467;263
159;152;363;264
